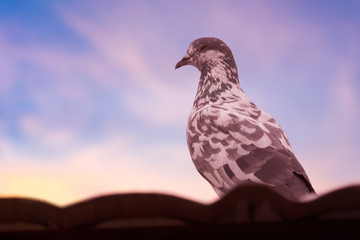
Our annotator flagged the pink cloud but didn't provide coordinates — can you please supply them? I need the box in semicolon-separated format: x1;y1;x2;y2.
330;35;359;123
18;114;77;147
0;135;217;205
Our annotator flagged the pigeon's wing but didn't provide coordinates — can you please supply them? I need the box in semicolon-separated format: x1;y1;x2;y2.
187;104;314;198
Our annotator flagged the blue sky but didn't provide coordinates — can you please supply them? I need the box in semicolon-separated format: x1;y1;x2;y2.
0;0;359;205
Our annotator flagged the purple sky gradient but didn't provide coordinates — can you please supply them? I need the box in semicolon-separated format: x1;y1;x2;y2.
0;0;359;205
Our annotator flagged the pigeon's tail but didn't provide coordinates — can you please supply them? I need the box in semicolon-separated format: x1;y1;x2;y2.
275;172;316;201
211;173;316;201
293;172;316;193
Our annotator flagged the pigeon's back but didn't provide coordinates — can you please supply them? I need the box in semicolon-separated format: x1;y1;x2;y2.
187;100;315;200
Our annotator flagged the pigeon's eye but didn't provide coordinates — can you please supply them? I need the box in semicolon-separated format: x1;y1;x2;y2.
199;45;207;52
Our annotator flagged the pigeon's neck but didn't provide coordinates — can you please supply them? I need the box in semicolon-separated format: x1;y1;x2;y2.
193;65;251;110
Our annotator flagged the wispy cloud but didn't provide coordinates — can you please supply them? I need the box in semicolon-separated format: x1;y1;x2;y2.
58;4;196;127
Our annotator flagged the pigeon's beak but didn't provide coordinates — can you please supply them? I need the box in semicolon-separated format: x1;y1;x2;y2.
175;55;191;69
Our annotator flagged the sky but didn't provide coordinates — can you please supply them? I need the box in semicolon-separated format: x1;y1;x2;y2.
0;0;359;206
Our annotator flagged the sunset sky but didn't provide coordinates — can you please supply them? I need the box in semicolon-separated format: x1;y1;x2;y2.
0;0;359;205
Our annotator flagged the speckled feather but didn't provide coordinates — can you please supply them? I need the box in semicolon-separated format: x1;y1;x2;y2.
176;38;315;200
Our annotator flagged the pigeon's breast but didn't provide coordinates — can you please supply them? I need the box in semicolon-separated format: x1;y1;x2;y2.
186;101;253;168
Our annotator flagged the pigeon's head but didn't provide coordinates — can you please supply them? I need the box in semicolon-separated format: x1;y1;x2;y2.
175;37;237;74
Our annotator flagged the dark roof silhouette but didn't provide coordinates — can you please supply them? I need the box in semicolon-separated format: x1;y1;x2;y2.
0;184;359;239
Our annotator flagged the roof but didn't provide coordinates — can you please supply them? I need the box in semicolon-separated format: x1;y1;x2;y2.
0;184;359;239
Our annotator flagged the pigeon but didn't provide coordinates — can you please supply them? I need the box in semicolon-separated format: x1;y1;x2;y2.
175;37;316;200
